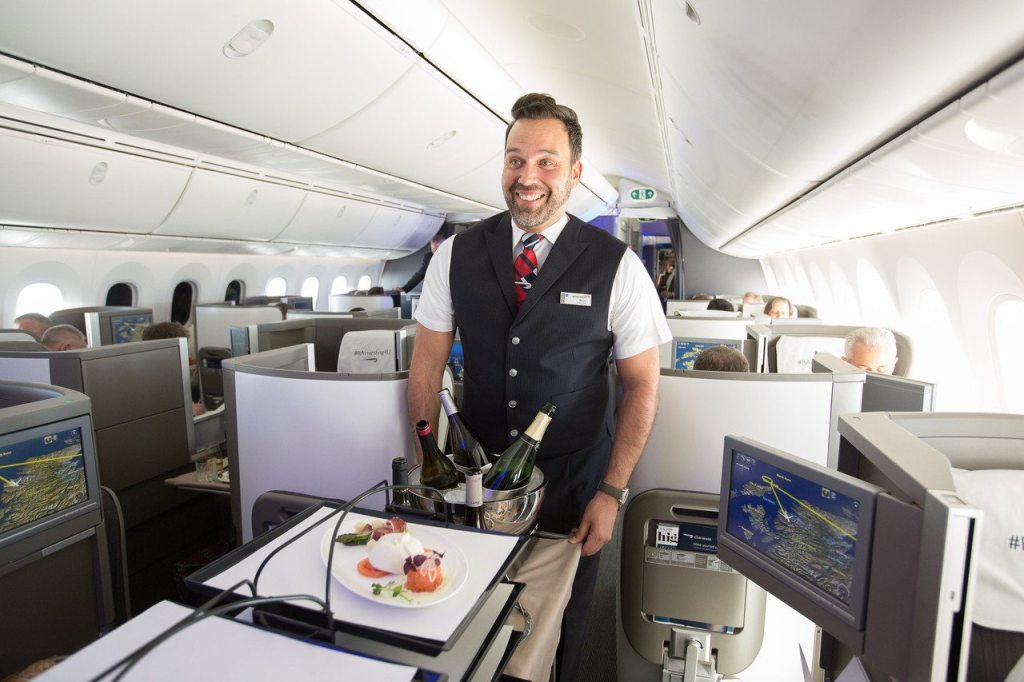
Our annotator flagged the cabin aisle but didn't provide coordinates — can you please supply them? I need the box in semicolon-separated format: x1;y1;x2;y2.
574;517;621;682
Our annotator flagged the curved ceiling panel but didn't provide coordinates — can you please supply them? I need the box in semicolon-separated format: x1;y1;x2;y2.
276;192;382;247
0;0;417;141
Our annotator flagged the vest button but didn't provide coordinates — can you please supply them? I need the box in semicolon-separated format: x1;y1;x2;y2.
510;429;519;438
508;368;518;377
508;400;517;408
511;336;520;345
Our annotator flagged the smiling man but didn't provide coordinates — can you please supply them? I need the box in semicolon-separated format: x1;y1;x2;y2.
408;93;669;680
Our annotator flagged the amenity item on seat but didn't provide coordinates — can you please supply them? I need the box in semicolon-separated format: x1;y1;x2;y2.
336;329;401;373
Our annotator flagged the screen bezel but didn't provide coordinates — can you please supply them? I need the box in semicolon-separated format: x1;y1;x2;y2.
0;414;101;553
718;435;880;631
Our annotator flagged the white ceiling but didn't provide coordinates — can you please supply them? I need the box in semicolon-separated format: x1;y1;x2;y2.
0;0;1022;257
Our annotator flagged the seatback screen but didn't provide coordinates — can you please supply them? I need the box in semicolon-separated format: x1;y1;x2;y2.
726;450;861;605
0;426;87;536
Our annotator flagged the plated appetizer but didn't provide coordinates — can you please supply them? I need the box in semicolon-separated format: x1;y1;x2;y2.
335;516;446;599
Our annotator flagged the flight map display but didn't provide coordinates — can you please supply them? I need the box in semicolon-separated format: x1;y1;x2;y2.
111;314;151;344
0;427;88;535
726;452;860;605
673;340;738;370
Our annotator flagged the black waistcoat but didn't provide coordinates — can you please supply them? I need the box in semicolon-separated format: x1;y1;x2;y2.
450;212;627;459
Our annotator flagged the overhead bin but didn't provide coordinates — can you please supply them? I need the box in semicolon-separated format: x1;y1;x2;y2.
154;168;304;241
355;205;441;250
0;0;417;142
303;62;507;200
275;192;380;246
0;126;191;233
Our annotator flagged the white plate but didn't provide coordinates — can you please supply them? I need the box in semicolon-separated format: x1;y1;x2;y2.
319;522;468;608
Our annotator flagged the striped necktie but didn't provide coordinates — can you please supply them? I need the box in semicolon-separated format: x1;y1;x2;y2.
514;233;542;311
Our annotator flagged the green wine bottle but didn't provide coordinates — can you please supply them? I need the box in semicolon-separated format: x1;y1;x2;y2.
415;420;459;490
482;402;556;491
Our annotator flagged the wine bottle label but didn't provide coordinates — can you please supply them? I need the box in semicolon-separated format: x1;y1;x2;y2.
465;472;483;507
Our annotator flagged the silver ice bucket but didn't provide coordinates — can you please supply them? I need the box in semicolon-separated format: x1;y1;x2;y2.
406;465;545;535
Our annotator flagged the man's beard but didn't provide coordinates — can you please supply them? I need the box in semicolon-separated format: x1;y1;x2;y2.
504;176;573;230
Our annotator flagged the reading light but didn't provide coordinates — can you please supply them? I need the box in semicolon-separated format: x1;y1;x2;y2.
427;130;457;149
223;19;275;59
89;162;108;185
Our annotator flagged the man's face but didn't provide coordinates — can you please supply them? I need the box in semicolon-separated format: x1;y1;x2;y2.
844;341;897;375
502;118;582;232
766;300;791;318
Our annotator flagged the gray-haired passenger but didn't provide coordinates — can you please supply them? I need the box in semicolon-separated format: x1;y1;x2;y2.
40;324;86;351
843;327;897;375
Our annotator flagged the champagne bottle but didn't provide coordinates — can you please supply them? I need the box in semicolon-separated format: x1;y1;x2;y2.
482;402;557;491
415;420;459;491
463;467;486;529
438;388;488;469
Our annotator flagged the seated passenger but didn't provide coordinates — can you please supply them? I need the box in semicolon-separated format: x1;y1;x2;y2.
742;291;763;304
14;312;52;340
40;324;86;351
142;321;206;416
693;345;749;372
691;293;714;301
763;296;795;319
707;298;735;312
842;327;898;375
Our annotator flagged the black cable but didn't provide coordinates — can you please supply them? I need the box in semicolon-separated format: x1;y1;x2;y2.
85;578;256;682
247;482;450;633
321;484;451;634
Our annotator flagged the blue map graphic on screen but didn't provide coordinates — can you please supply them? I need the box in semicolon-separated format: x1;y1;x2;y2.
448;341;464;381
112;314;151;344
673;340;738;370
726;453;859;605
0;427;87;534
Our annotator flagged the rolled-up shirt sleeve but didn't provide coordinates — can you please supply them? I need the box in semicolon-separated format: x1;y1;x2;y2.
610;249;672;359
413;236;456;332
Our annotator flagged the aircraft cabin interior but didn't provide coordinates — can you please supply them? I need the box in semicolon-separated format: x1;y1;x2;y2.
0;1;1022;681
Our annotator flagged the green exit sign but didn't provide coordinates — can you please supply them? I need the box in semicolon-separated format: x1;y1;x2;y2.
629;187;657;201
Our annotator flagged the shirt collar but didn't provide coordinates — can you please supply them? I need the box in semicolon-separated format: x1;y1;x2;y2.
511;213;569;247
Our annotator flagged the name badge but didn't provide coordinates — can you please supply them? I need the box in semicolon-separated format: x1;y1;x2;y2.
560;292;592;307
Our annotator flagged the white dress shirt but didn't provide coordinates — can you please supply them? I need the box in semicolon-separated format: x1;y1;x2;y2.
415;213;670;360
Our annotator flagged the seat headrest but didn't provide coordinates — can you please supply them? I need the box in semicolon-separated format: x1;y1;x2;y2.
337;329;397;373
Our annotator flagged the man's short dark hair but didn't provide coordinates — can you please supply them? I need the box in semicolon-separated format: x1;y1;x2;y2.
707;298;735;312
505;93;583;165
693;346;750;372
141;321;189;341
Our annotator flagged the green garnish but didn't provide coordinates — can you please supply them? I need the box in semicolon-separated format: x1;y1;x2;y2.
334;531;371;546
370;581;413;602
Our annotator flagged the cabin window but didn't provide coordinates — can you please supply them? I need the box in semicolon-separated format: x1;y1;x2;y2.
993;296;1024;412
301;277;320;306
225;280;244;304
265;277;287;297
171;281;195;325
105;282;135;306
356;275;372;291
15;283;63;318
330;276;349;295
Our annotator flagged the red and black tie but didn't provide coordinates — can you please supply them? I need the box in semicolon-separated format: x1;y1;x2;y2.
514;233;542;311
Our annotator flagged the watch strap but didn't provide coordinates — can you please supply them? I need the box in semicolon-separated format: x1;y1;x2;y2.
598;481;628;508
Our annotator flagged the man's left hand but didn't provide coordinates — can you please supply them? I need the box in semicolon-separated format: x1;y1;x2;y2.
568;492;618;557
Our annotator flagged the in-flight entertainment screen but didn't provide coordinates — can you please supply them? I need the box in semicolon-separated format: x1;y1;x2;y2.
673;339;739;370
110;313;152;344
726;450;861;605
0;425;88;536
